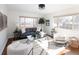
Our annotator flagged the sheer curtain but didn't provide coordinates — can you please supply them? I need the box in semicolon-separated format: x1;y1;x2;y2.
54;15;79;30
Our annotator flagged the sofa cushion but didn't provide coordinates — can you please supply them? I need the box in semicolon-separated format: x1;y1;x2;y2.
25;28;37;32
21;28;26;33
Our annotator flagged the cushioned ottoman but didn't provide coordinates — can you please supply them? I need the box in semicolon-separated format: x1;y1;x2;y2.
7;39;33;55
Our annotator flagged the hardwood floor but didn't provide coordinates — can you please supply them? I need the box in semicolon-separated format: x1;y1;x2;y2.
65;46;79;55
2;38;15;55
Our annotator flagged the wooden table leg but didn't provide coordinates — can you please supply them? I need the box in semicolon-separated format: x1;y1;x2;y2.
39;49;44;55
32;48;33;55
28;48;33;55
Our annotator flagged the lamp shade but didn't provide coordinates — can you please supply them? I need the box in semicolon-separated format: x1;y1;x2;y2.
38;18;45;24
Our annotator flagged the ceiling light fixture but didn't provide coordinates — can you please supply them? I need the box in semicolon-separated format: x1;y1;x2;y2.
38;4;45;9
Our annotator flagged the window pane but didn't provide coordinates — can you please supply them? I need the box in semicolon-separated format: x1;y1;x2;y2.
20;18;25;24
54;16;73;29
25;18;33;24
18;17;37;28
25;18;33;27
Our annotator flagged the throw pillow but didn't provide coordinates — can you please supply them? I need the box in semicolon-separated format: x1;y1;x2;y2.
21;28;26;33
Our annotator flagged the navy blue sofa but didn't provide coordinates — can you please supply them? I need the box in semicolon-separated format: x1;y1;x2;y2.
20;27;37;39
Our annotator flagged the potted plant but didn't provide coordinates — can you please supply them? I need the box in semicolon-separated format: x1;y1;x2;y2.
38;18;45;31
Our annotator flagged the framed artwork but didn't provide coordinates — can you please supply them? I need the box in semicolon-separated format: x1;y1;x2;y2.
0;12;7;31
0;12;3;31
46;20;50;26
3;14;7;28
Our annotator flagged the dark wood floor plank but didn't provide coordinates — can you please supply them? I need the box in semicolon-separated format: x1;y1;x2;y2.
2;38;15;55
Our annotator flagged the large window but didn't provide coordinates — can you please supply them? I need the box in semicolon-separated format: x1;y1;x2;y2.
54;15;79;30
17;16;38;28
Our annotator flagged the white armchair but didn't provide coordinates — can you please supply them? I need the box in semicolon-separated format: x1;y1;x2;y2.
54;36;67;44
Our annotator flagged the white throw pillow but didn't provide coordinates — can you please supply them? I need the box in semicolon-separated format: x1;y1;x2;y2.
21;28;26;33
37;27;41;31
27;35;34;41
40;31;46;37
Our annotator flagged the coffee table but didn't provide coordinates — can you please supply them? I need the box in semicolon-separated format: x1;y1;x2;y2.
35;36;70;55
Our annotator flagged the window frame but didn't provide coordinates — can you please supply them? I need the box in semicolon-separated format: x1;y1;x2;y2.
17;16;39;28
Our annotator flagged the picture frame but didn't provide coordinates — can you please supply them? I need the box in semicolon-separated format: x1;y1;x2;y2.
3;14;7;28
0;12;4;31
46;20;50;26
0;12;7;31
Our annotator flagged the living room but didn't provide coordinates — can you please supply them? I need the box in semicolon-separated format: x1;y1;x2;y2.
1;4;79;55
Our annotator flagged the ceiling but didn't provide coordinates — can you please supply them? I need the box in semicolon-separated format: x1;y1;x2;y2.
6;4;79;16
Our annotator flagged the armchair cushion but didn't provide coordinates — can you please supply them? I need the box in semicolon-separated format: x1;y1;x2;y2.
54;36;66;44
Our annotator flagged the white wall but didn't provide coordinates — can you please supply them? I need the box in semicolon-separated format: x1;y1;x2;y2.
8;11;44;38
44;15;54;35
0;4;8;54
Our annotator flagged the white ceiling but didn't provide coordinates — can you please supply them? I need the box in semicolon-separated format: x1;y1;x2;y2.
6;4;79;16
